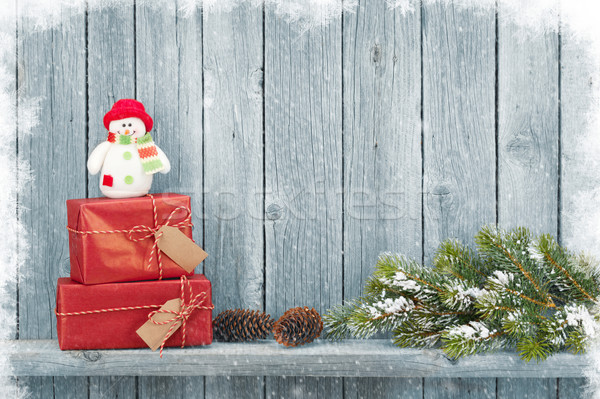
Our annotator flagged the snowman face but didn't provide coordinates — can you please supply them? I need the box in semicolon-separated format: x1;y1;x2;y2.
109;117;147;139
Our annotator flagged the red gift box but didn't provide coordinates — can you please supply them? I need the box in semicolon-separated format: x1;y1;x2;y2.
67;193;196;284
56;274;213;350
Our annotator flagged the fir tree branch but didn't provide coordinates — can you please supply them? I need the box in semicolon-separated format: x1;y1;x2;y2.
401;271;445;293
493;241;542;293
324;226;600;362
543;252;595;301
503;287;555;308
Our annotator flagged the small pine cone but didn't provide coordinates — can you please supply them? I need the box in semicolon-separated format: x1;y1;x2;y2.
273;307;323;347
213;309;275;342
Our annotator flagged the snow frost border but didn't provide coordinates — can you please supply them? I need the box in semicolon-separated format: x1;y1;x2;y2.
1;0;600;397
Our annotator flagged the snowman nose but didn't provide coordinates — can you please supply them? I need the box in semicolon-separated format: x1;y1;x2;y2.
124;130;130;135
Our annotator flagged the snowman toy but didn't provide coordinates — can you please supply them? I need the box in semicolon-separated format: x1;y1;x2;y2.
87;99;170;198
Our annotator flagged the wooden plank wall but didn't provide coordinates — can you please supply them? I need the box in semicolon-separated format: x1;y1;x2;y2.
12;0;591;397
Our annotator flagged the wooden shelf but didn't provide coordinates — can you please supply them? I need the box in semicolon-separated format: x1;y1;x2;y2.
3;339;589;378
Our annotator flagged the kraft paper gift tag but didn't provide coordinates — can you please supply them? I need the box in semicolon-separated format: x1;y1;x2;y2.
136;298;182;351
156;225;208;273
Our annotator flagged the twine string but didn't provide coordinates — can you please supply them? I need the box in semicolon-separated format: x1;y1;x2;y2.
66;194;192;279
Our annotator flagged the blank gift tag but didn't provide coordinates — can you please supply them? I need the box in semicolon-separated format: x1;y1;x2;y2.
156;226;208;273
136;298;182;351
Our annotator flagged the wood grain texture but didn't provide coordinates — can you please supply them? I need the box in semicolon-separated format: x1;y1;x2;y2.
422;1;496;398
497;4;560;399
558;24;598;399
264;9;343;317
135;2;204;398
17;3;88;398
87;4;137;395
264;3;343;398
202;3;264;398
424;378;495;399
559;20;598;244
138;377;203;399
497;378;557;399
208;376;263;399
343;0;422;295
265;377;342;399
53;376;89;399
557;378;587;399
89;376;136;399
5;340;591;378
342;0;421;396
344;378;423;399
422;0;496;263
203;0;263;319
497;4;559;234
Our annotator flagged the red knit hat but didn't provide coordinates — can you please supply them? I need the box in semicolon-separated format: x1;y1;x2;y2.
103;99;153;132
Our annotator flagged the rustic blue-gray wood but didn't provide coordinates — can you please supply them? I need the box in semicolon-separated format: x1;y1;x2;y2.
203;2;265;398
559;16;599;399
5;339;590;378
12;0;590;398
264;3;343;398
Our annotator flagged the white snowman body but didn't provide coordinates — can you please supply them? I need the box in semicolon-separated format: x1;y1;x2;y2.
87;117;171;199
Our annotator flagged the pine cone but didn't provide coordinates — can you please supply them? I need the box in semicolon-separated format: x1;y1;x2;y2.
213;309;274;342
273;307;323;347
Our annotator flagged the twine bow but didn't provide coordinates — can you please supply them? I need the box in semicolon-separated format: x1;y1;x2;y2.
67;194;192;279
146;275;212;357
127;194;192;279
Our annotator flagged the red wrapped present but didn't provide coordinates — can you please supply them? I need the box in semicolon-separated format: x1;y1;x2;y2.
56;274;213;351
67;193;205;284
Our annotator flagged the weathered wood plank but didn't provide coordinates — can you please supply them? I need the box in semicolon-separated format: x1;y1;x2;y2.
342;0;422;297
497;4;560;399
264;13;343;318
557;378;587;399
422;1;497;398
89;376;136;399
424;378;495;399
202;0;263;326
344;378;422;399
264;2;344;398
202;3;264;398
342;0;422;396
17;4;88;398
497;7;559;234
422;0;496;260
497;378;557;399
138;377;203;398
86;3;137;396
53;376;89;399
209;377;264;399
558;19;598;399
135;1;204;397
5;339;590;378
559;14;599;246
266;377;342;399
